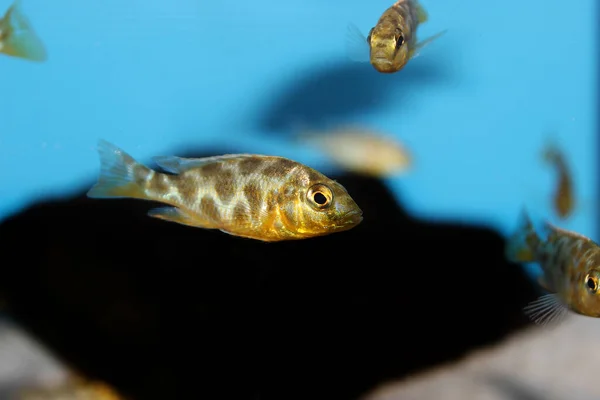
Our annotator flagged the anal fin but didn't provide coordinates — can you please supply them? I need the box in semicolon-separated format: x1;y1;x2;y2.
148;206;214;229
523;293;570;327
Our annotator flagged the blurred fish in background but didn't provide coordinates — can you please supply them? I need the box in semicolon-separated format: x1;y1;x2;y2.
346;0;446;73
542;138;575;220
16;378;124;400
296;125;412;178
0;0;46;62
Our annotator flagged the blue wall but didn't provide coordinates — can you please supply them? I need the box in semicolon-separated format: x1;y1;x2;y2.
1;0;596;250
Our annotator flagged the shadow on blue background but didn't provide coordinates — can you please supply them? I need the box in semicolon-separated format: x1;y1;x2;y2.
257;59;450;132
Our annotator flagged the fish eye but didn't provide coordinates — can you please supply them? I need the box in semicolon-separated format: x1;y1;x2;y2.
585;273;599;293
394;28;404;49
307;184;333;209
367;27;374;44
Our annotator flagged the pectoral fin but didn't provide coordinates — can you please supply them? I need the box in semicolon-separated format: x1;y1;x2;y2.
411;30;447;59
523;293;570;327
148;206;216;229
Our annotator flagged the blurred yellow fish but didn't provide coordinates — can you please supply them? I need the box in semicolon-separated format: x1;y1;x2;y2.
87;140;363;242
17;379;124;400
0;0;46;62
298;126;412;178
506;209;600;325
542;141;574;220
346;0;445;73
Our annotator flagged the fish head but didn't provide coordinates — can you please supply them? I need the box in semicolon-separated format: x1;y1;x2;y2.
285;175;362;238
368;23;410;73
576;259;600;317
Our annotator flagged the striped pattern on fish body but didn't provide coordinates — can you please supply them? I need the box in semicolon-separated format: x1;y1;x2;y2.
506;210;600;325
536;224;600;317
87;140;363;242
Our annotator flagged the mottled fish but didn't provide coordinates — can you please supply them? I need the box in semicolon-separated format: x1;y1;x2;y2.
346;0;445;73
506;209;600;325
87;140;363;242
298;126;412;178
0;0;47;62
542;141;574;220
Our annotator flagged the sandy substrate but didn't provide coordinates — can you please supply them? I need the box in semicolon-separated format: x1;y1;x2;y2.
2;313;600;400
363;314;600;400
0;316;71;399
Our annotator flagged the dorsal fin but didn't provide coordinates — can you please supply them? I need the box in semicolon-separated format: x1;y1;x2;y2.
543;221;591;242
415;2;428;24
152;154;256;174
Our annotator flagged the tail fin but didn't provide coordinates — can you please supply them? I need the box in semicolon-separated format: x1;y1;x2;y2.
87;139;150;200
0;0;47;62
541;133;564;165
505;208;541;262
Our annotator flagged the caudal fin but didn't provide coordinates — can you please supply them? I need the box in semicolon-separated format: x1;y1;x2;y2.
505;208;541;263
87;139;149;200
0;0;47;62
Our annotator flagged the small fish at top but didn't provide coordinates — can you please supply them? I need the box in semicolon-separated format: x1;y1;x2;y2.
298;126;412;178
505;209;600;326
346;0;446;73
0;0;47;62
542;140;574;220
87;140;363;242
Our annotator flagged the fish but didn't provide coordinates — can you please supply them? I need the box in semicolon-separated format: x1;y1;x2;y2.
0;0;47;62
17;379;124;400
298;126;412;178
346;0;446;73
505;209;600;326
542;141;574;220
87;140;363;242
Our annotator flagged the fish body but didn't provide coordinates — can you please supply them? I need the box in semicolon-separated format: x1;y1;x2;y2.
542;143;574;219
300;127;412;177
87;140;363;242
346;0;445;73
0;0;47;62
18;380;123;400
506;210;600;325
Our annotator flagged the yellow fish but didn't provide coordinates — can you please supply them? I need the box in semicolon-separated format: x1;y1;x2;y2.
346;0;446;73
506;209;600;326
298;126;412;178
0;0;47;62
87;140;363;242
18;380;124;400
542;141;574;220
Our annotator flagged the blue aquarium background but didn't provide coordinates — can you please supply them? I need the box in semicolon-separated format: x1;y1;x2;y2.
0;0;597;398
1;0;596;249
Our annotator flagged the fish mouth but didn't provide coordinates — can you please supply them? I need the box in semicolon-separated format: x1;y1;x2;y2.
340;209;363;226
371;56;392;65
